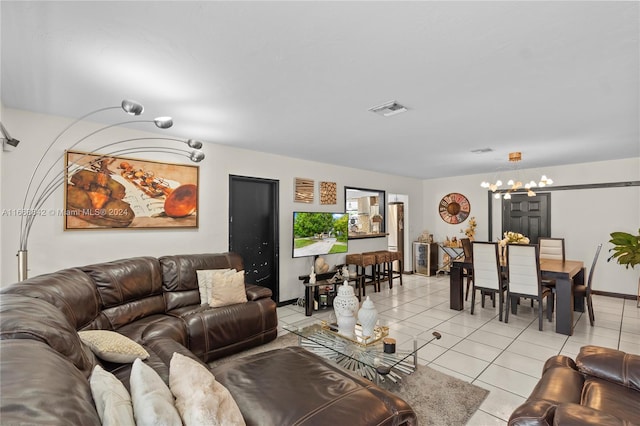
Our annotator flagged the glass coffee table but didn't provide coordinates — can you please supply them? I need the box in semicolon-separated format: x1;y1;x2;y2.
284;319;441;384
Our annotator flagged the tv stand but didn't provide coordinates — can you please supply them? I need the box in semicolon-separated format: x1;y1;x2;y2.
298;267;362;316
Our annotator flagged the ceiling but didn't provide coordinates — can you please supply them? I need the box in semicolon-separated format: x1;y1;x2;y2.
1;1;638;180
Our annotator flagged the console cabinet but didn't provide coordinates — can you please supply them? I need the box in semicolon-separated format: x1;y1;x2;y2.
413;242;438;276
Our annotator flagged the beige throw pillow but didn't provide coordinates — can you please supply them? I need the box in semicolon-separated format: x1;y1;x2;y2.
196;268;232;305
130;358;182;426
79;330;149;363
209;270;248;308
169;352;245;426
90;365;135;426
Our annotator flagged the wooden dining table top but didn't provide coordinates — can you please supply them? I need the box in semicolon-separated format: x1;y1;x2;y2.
457;257;585;277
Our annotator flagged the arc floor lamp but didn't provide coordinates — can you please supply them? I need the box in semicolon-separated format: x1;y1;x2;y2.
16;99;205;281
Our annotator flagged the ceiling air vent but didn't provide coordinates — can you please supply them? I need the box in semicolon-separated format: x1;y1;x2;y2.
471;148;494;154
368;100;408;117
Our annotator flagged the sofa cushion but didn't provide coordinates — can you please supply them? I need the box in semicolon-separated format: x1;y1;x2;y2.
576;345;640;392
0;267;100;329
209;270;248;308
0;294;96;375
79;330;150;363
211;346;417;426
90;365;135;426
160;253;244;311
0;339;101;426
196;268;232;305
581;377;640;424
169;352;245;426
130;358;182;426
81;257;166;329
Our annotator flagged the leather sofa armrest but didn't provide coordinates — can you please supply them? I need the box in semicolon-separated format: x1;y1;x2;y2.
144;336;208;370
576;345;640;392
553;403;627;426
245;283;272;301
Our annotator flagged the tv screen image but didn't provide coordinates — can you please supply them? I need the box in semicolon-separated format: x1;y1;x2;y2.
292;212;349;258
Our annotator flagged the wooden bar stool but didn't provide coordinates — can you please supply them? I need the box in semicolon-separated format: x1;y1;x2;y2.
388;250;403;288
346;253;379;297
364;250;391;290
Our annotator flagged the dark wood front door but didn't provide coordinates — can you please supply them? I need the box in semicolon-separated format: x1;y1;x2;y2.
502;193;551;244
229;175;279;301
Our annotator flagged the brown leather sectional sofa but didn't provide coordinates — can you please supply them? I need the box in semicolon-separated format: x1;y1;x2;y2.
0;252;416;426
508;345;640;426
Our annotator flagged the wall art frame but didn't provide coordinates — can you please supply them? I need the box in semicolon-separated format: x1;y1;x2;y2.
64;150;199;230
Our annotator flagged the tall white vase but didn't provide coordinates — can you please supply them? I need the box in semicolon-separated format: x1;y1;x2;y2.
333;281;359;338
357;296;378;339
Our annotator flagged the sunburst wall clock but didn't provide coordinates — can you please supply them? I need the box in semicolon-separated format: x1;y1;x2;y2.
438;193;470;224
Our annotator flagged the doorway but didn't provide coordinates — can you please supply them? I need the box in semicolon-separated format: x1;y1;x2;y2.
229;175;279;301
502;193;551;244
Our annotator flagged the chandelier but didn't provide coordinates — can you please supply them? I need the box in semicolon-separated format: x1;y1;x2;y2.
480;152;553;199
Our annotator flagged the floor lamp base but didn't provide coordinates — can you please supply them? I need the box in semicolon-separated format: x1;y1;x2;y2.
18;250;28;282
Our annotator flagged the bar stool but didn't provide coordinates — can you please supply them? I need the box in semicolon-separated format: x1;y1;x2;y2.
345;253;378;298
387;250;403;288
364;250;391;290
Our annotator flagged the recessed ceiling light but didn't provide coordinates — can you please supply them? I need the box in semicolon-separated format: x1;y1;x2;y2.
471;148;494;154
368;100;408;117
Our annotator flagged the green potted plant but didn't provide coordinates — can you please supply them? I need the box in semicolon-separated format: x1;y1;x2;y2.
608;228;640;307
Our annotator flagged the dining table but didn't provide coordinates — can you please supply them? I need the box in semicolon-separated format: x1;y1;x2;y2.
449;257;585;336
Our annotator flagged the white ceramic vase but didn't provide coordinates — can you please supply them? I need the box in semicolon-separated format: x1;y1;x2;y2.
357;296;378;339
333;281;359;338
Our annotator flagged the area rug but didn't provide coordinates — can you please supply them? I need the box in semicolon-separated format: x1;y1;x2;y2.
210;333;489;426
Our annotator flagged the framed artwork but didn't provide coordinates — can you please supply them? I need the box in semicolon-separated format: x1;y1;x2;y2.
319;181;337;205
294;177;314;203
64;150;199;229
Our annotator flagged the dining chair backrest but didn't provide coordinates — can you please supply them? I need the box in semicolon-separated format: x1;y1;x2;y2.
539;237;565;261
461;238;473;260
507;244;541;296
587;244;603;292
472;242;500;290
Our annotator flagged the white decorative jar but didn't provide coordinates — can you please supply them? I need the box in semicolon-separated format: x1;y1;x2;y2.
333;281;359;338
357;296;378;339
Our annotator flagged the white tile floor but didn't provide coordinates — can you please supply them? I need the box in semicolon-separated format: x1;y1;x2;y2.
276;273;640;425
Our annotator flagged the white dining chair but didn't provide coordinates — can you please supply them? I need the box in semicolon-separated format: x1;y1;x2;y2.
471;242;507;321
574;244;602;326
505;244;554;331
539;237;565;261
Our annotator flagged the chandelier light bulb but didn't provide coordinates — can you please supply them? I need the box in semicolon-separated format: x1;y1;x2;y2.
494;193;501;199
546;178;553;185
527;190;536;197
496;180;503;187
507;179;514;186
538;181;546;187
504;193;512;199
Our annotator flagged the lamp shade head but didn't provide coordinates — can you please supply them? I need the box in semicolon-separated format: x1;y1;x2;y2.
186;139;203;149
121;100;144;116
154;117;173;129
189;150;205;162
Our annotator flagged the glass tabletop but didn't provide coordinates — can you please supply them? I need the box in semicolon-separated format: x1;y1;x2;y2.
284;320;441;382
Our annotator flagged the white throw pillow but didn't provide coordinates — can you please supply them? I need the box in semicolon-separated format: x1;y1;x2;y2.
129;358;182;426
79;330;149;363
90;365;135;426
209;270;248;308
169;352;245;426
196;268;232;305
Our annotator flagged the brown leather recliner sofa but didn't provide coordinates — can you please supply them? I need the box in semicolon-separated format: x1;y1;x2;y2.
0;252;416;426
508;345;640;426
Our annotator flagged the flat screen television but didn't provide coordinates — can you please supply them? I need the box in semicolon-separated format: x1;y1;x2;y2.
292;212;349;258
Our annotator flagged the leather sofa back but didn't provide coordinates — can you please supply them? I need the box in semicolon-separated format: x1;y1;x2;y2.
159;252;244;311
81;256;165;330
1;268;100;330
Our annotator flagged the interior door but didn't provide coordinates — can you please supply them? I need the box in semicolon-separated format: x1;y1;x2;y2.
229;175;279;301
502;193;551;244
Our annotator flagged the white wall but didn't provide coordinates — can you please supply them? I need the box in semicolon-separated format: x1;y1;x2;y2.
423;158;640;296
0;108;425;303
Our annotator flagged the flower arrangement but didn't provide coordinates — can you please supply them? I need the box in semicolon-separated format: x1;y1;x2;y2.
499;231;530;246
460;216;477;240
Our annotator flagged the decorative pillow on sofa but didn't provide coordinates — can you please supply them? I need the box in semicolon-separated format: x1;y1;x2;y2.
79;330;149;363
169;352;245;426
196;269;232;305
90;365;135;426
209;270;248;308
130;358;182;426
